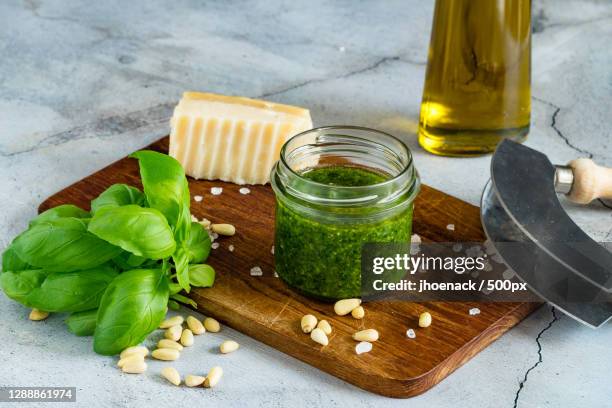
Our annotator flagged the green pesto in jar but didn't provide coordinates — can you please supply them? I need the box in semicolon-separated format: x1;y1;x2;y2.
274;166;413;300
301;166;387;186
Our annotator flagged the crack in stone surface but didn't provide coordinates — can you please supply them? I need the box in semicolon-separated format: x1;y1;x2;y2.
512;307;559;408
531;9;612;35
598;199;612;210
551;107;594;159
532;9;547;34
260;55;423;98
4;54;421;157
535;15;612;33
533;97;595;158
0;103;174;157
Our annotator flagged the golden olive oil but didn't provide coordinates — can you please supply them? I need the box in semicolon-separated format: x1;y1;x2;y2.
419;0;531;156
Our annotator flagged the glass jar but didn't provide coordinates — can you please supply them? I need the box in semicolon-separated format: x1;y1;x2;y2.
270;126;420;301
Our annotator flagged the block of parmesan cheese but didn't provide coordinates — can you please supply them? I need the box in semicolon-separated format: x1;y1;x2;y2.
169;92;313;185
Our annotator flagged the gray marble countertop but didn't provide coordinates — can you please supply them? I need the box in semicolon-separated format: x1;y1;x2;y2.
1;1;611;407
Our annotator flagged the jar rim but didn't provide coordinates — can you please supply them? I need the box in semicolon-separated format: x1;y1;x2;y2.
272;126;420;214
279;125;415;191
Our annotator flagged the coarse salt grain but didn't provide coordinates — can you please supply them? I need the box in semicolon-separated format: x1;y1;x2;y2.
228;244;235;252
355;341;372;355
469;308;481;316
211;243;220;249
199;218;211;229
406;329;416;339
211;187;223;196
446;223;455;231
239;187;251;195
410;234;421;256
466;245;484;258
250;266;263;276
194;195;203;202
273;271;279;278
212;232;219;240
271;245;275;255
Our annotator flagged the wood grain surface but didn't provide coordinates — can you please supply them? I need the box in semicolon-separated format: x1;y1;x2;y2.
39;137;540;398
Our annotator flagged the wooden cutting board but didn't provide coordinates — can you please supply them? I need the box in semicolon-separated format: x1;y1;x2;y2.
39;137;539;398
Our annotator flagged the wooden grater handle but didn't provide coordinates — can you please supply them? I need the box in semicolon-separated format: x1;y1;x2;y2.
567;158;612;204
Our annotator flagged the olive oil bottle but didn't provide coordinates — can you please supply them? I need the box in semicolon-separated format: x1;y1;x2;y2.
418;0;531;156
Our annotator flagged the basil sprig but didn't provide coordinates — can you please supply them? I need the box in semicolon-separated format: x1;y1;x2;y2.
0;151;215;355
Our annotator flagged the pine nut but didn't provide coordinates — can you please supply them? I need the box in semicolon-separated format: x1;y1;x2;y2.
351;306;365;319
211;223;236;236
316;320;332;335
117;354;144;368
186;316;205;335
157;339;183;351
334;299;361;316
122;360;147;374
152;348;180;361
310;328;329;346
418;312;432;328
204;317;221;333
119;346;149;359
204;366;223;388
220;340;239;354
352;329;379;342
301;314;317;333
180;329;194;347
159;315;184;329
161;367;181;386
29;309;49;321
185;374;206;387
165;325;182;341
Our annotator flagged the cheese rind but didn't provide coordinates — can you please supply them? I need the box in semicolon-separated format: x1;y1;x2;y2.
169;92;313;185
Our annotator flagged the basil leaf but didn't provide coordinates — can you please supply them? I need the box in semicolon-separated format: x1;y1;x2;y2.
88;205;176;260
12;218;121;272
112;251;152;270
167;300;180;311
111;252;133;270
169;282;183;295
30;204;90;227
26;265;118;312
188;264;215;288
170;293;197;309
185;222;211;263
94;268;169;355
170;222;211;292
66;309;98;336
0;269;49;305
126;254;148;267
129;151;191;241
172;247;190;292
2;245;30;273
91;184;145;214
